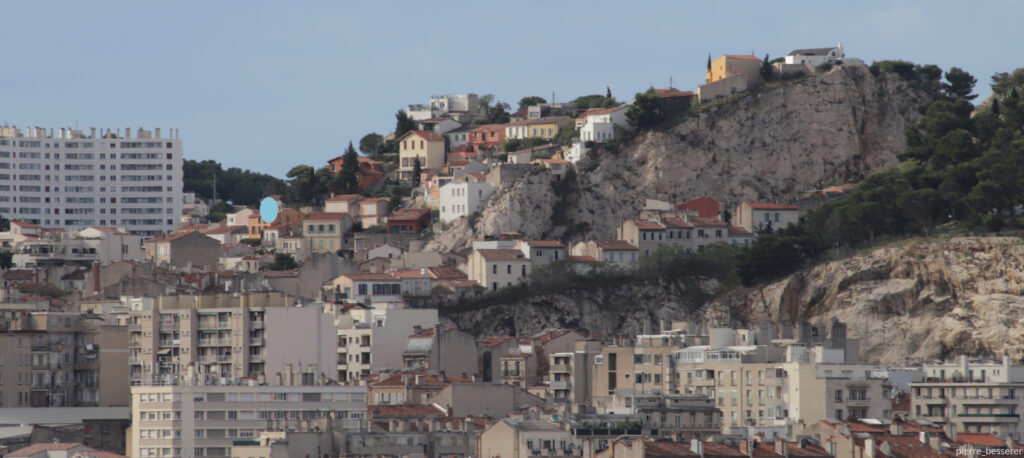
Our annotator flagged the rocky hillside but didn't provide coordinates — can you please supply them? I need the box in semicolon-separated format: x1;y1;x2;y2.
441;236;1024;366
706;236;1024;365
428;65;933;251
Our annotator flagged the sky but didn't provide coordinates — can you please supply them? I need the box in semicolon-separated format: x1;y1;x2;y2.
2;1;1021;178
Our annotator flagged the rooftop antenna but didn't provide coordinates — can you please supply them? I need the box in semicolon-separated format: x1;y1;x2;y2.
551;90;555;104
669;76;673;89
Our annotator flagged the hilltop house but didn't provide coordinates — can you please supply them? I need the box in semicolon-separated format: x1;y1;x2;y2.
734;202;800;233
398;130;446;181
303;212;354;254
698;54;764;102
785;43;845;67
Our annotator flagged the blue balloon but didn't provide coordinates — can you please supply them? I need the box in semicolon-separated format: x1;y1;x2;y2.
259;197;279;224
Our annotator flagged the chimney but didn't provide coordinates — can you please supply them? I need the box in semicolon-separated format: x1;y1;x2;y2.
155;128;161;139
865;438;875;458
464;415;473;432
950;423;957;443
1006;435;1015;449
919;431;927;444
774;438;788;458
890;422;903;435
690;439;704;458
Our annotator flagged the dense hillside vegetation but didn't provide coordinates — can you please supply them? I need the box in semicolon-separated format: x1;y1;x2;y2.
739;66;1024;285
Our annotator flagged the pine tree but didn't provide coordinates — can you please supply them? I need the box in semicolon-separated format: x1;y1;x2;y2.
707;54;712;71
412;157;422;187
332;141;360;194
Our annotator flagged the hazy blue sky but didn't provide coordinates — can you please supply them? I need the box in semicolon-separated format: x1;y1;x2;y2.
2;1;1019;177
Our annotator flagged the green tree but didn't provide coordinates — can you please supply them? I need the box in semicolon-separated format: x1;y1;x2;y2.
312;167;332;206
479;94;511;124
0;251;12;269
358;133;384;158
411;158;422;187
943;67;978;101
518;96;546;110
394;110;416;139
606;86;613;99
760;54;773;81
285;165;316;206
182;159;286;206
503;138;523;153
267;253;299;271
573;94;618;109
626;88;662;130
332;142;360;195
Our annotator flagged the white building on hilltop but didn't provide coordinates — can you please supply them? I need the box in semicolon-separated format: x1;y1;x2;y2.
784;42;845;67
439;179;495;223
0;125;183;236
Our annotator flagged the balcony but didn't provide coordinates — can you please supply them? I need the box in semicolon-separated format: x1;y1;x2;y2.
550;363;571;373
159;339;181;347
198;339;231;347
129;323;144;332
158;320;180;330
129;357;144;365
249;354;265;363
250;321;265;330
550;381;570;390
249;337;264;346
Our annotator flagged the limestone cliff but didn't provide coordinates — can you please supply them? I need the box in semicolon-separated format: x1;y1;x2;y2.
706;236;1024;365
441;236;1024;366
427;66;933;251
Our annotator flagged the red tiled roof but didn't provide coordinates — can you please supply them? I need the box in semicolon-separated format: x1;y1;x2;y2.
11;221;40;228
690;216;729;227
477;336;514;348
326;194;362;202
393;270;432;279
632;220;665;230
203;225;247;235
956;434;1006;447
701;442;748;457
153;231;210;243
662;217;694;229
477;249;525;261
594;240;638;251
442;279;479;288
522;240;565;248
2;270;36;281
577;105;628;119
568;255;600;263
9;443;85;455
388;208;431;222
744;202;799;210
729;226;753;236
469;124;506;134
646;441;700;456
304;211;349;221
398;130;445;142
428;266;467;280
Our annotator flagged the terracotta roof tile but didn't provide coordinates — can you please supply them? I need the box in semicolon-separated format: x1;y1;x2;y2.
744;202;799;210
594;240;638;251
477;249;526;261
304;211;349;220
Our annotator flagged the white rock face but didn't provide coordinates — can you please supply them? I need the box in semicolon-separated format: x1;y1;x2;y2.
427;66;932;252
706;237;1024;365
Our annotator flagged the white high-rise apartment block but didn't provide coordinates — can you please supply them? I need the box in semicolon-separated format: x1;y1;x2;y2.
0;125;183;236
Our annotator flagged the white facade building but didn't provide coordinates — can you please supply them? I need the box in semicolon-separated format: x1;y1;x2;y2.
784;43;845;66
0;126;183;236
578;106;628;143
130;382;366;458
439;180;495;223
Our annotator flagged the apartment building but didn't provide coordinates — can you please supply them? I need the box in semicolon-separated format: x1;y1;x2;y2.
333;305;438;383
126;293;335;387
548;340;602;408
910;356;1024;439
0;311;127;408
129;375;366;458
10;226;143;268
0;126;183;236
